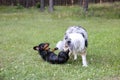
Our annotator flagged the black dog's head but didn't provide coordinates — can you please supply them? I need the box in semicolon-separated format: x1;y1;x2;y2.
33;43;50;51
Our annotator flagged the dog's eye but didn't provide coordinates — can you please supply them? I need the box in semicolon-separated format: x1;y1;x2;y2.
41;45;44;48
65;36;68;40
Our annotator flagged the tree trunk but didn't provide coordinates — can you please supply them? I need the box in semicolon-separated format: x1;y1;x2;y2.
10;0;14;6
79;0;83;6
83;0;88;13
49;0;54;12
71;0;74;5
26;0;29;8
100;0;103;4
32;0;35;6
40;0;45;12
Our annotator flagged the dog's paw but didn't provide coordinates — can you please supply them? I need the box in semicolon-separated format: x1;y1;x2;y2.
73;55;77;60
82;64;88;67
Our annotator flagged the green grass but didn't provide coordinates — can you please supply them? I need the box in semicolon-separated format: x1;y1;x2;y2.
0;2;120;80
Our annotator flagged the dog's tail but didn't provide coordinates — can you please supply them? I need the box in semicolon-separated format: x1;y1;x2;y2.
81;33;88;48
85;40;88;48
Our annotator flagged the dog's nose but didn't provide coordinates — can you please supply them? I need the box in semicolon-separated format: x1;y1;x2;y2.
67;41;71;46
67;41;71;44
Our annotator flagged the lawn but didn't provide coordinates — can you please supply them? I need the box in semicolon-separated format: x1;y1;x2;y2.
0;2;120;80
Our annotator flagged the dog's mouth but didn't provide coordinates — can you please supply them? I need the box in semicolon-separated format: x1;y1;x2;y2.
43;43;50;51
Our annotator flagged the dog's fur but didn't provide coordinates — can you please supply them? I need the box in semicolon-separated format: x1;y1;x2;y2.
33;43;69;64
56;26;88;66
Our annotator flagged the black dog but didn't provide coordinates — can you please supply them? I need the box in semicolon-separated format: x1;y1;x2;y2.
33;43;69;64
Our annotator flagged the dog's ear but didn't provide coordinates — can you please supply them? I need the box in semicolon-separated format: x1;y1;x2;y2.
33;46;39;51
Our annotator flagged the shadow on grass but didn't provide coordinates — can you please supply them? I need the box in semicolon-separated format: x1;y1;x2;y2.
66;53;115;67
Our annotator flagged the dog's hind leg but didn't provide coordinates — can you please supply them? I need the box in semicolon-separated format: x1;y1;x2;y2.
81;49;88;67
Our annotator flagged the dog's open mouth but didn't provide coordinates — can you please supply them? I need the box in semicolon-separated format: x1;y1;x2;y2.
44;43;50;50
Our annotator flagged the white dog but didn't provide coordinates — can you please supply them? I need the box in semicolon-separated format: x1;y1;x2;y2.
56;26;88;67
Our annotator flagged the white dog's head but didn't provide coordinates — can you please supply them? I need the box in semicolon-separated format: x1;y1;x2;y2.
56;33;85;52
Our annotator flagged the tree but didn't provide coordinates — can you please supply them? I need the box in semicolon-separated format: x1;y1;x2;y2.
71;0;74;5
26;0;29;8
49;0;54;12
79;0;83;6
100;0;103;3
40;0;45;12
83;0;88;13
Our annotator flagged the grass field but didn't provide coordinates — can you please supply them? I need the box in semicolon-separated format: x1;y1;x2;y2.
0;2;120;80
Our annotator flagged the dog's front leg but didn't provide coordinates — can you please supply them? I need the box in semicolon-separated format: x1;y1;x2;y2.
73;51;77;60
68;49;72;56
74;54;77;60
